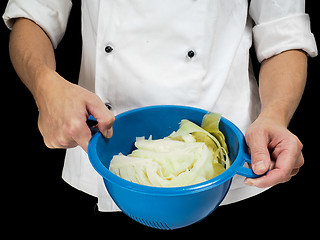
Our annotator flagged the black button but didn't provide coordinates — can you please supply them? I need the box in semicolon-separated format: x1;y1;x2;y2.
105;45;113;53
187;50;195;58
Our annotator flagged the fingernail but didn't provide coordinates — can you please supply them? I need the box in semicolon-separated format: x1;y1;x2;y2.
253;161;266;173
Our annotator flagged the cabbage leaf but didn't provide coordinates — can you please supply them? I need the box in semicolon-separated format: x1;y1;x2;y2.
109;112;231;187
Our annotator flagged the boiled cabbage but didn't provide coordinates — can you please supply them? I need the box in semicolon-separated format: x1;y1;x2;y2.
109;112;231;187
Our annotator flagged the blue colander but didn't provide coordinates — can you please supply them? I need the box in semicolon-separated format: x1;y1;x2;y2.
88;105;260;230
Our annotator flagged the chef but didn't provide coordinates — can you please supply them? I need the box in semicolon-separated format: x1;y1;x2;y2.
3;0;317;212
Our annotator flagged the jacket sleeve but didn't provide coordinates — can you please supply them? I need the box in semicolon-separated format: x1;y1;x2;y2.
2;0;72;49
249;0;317;62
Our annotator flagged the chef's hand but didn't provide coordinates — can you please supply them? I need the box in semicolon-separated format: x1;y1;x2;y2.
244;116;304;188
35;68;115;152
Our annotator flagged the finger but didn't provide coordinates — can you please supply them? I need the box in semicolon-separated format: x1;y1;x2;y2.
40;123;79;149
245;132;271;175
245;145;301;188
51;136;78;149
87;98;115;138
96;108;114;138
290;153;304;177
245;168;291;188
67;116;92;152
71;124;92;152
271;149;304;169
295;152;304;168
291;168;300;176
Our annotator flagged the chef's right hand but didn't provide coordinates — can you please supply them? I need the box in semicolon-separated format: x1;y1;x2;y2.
34;68;115;152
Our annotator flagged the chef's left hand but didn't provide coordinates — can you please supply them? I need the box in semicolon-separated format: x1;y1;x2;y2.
244;116;304;188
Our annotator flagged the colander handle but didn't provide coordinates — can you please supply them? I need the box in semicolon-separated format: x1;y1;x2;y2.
86;115;99;135
235;153;261;178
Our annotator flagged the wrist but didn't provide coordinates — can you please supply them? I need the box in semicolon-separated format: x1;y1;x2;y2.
259;104;291;127
32;65;50;104
32;66;65;109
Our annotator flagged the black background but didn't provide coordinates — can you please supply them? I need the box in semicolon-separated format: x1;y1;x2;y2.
1;1;319;236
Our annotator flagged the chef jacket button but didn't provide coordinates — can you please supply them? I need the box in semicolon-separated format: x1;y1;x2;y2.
187;50;196;59
105;45;113;53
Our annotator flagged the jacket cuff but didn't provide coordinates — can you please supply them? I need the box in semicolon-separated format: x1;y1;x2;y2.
253;13;318;62
2;0;72;49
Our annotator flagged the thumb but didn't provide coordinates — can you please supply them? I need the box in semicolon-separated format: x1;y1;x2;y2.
245;131;270;175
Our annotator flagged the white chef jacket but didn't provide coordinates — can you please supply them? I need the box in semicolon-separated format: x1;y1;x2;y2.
3;0;317;212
